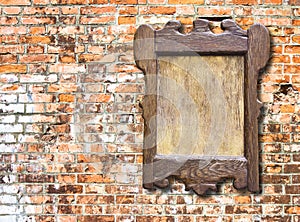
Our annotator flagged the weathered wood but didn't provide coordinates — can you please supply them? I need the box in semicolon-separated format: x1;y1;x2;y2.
245;24;270;192
157;56;244;156
134;19;270;195
134;24;157;189
155;19;248;55
153;156;248;195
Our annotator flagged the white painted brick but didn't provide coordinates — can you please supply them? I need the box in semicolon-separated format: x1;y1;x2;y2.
0;215;16;222
18;94;31;103
18;116;32;123
0;135;16;143
49;64;86;73
0;185;20;194
0;95;17;103
17;215;36;222
20;74;57;83
0;206;18;215
0;124;23;133
0;104;24;113
0;115;15;123
0;74;18;83
0;195;17;204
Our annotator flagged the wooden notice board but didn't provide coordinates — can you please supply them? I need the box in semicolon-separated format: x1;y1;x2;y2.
134;19;270;195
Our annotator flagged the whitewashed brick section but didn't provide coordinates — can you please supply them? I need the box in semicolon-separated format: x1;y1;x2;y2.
0;216;16;222
0;206;18;215
0;135;16;143
0;115;15;123
20;74;57;83
0;95;17;103
0;195;17;204
0;124;23;133
0;104;24;113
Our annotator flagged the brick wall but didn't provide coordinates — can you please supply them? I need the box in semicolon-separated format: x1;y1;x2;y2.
0;0;299;221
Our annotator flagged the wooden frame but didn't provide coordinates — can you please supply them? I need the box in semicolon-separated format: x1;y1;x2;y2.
134;19;270;195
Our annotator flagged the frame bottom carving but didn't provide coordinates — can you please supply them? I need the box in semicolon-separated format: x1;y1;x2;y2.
152;156;247;195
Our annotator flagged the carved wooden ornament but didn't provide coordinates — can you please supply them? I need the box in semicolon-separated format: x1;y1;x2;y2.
134;19;270;195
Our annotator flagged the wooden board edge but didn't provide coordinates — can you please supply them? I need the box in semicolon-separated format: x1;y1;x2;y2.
245;24;270;192
134;24;157;189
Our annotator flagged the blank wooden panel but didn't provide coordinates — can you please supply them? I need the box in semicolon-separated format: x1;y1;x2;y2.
157;56;244;156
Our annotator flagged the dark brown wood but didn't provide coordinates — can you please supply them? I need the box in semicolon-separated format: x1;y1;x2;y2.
155;19;248;55
134;19;270;195
245;24;270;192
153;156;247;195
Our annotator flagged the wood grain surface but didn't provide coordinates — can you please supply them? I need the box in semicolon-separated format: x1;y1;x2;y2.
157;56;244;156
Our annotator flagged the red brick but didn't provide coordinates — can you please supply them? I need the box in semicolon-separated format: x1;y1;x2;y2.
20;55;55;63
118;16;136;24
225;205;262;214
198;7;231;15
47;185;83;194
20;36;54;44
285;46;300;54
61;6;79;14
169;0;203;3
119;6;138;15
136;216;174;222
0;26;27;35
284;164;300;173
33;0;50;3
264;0;282;4
0;55;17;63
22;16;56;24
0;64;26;73
110;0;137;3
58;94;75;102
80;6;116;14
58;205;82;214
3;7;22;14
234;196;251;204
293;55;300;63
78;216;114;222
286;185;300;194
88;0;108;3
0;0;30;5
259;134;290;143
59;55;76;63
285;206;300;214
140;6;176;15
270;55;290;63
232;0;257;4
236;17;254;26
77;195;114;204
23;7;59;14
51;0;87;4
78;174;113;183
115;195;134;204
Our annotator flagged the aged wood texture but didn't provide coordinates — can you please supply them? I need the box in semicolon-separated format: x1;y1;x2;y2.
153;156;247;195
155;19;248;55
134;24;157;189
157;56;244;156
245;24;270;192
134;19;270;195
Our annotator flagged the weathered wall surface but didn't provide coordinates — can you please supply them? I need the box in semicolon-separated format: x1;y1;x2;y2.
0;0;299;221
